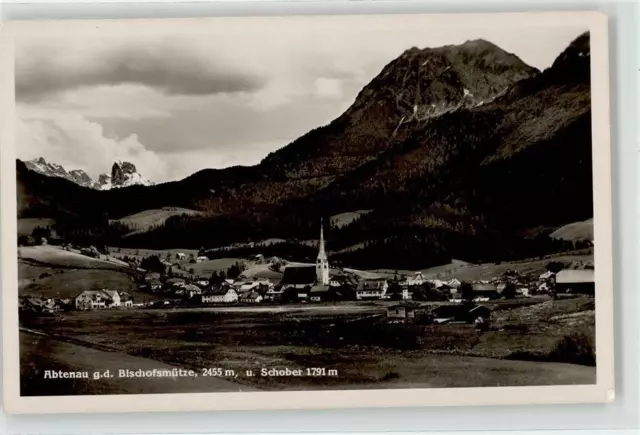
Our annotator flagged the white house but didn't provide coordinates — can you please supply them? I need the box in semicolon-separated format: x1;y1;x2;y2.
240;291;263;304
265;286;284;302
405;272;425;286
196;280;210;287
177;284;202;298
356;279;388;300
75;290;120;310
196;256;208;263
119;292;133;308
447;278;462;288
202;288;238;304
234;281;260;292
103;290;121;307
176;253;186;260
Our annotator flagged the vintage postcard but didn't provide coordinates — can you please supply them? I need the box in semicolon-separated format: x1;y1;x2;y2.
1;11;614;414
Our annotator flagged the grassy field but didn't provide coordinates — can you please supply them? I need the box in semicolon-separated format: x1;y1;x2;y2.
21;297;595;393
329;210;372;228
19;246;126;270
17;246;160;302
415;253;594;282
550;219;593;241
113;208;202;236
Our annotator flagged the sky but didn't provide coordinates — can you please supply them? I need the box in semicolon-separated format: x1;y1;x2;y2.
15;17;588;183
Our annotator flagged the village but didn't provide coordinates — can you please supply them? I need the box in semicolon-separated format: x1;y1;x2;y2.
19;221;596;327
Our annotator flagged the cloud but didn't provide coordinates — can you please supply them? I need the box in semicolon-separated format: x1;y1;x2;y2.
16;44;266;102
313;78;343;100
16;112;169;182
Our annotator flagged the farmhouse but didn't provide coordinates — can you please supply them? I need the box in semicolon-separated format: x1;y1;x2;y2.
103;290;121;307
471;283;500;301
447;278;462;288
356;279;388;300
539;271;555;280
384;285;411;301
196;256;208;263
176;252;186;260
386;303;419;319
555;269;595;295
165;278;186;289
264;287;283;302
75;290;120;310
120;292;134;308
55;298;74;312
21;297;56;313
149;279;163;292
280;266;317;290
177;284;202;298
401;272;425;286
202;287;238;304
329;274;358;288
234;281;260;292
240;291;263;303
144;272;161;282
309;284;331;302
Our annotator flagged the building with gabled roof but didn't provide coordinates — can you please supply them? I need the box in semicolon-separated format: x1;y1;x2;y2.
554;269;595;295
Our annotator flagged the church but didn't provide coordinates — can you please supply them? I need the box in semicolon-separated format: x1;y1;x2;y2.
280;220;331;301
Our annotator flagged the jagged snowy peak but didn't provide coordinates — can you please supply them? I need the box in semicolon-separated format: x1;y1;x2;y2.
110;161;153;188
24;157;153;190
94;173;112;190
25;157;95;188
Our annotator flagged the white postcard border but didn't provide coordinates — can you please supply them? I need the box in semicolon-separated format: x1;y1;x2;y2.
0;10;614;414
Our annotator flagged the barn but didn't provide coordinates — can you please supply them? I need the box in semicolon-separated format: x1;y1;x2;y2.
555;269;595;295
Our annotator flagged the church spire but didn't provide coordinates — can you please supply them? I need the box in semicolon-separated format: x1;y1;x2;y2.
319;217;325;256
316;218;329;285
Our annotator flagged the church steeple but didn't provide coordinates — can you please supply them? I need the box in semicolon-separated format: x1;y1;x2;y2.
319;218;326;256
316;218;329;285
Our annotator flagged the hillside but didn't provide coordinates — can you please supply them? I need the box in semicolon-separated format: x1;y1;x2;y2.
17;246;148;300
550;219;594;241
16;32;593;269
112;208;202;236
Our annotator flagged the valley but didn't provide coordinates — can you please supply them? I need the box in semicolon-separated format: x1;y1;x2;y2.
15;30;598;396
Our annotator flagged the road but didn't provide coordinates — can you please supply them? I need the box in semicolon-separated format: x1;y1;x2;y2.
20;331;257;396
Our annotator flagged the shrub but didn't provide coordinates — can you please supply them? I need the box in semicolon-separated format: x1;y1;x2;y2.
550;332;595;366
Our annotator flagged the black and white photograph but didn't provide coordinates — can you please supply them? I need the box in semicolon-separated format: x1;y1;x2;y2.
1;12;614;413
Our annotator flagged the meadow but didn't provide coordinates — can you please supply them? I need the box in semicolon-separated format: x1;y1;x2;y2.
21;297;595;393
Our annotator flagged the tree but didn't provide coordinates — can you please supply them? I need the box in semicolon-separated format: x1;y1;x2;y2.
501;282;517;299
226;264;242;279
18;235;35;246
31;226;52;244
459;282;475;303
198;246;206;257
210;271;225;285
546;261;565;274
140;255;166;275
167;267;174;278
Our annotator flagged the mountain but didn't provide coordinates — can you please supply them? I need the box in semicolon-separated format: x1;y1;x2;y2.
16;33;593;269
23;158;152;190
24;158;95;189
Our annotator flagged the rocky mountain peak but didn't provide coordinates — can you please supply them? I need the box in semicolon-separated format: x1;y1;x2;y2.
23;157;153;190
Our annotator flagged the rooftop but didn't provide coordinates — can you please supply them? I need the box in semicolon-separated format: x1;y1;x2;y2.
556;269;595;284
281;266;317;285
